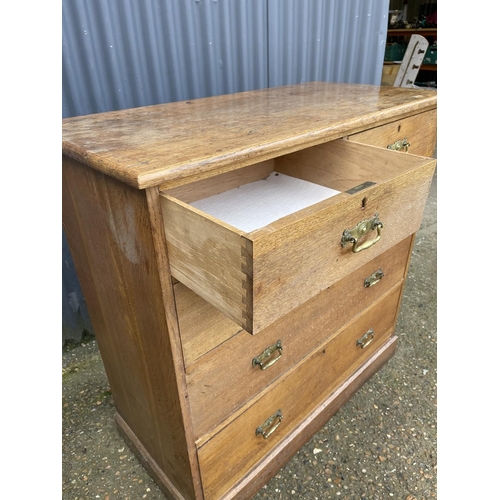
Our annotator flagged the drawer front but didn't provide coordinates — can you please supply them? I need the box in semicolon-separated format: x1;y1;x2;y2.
186;236;413;441
197;284;402;500
161;139;435;334
251;149;434;333
347;109;437;157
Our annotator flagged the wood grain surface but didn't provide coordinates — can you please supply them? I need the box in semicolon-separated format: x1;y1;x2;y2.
62;82;436;189
160;194;253;331
222;335;399;500
250;148;435;332
347;109;437;157
161;139;435;334
174;283;244;368
197;284;402;500
62;82;437;500
183;236;412;443
163;160;274;204
62;156;200;500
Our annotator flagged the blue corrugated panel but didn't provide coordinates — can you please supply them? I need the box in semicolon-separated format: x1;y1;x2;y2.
62;230;93;344
268;0;389;86
63;0;269;118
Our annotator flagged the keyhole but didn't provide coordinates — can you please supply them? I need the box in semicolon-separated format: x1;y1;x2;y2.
361;197;367;209
397;124;401;132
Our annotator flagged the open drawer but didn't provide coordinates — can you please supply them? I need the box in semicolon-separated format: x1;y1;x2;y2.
160;139;435;334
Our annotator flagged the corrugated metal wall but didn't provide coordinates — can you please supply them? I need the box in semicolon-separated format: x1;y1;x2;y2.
62;0;389;343
63;0;269;118
62;230;93;344
268;0;389;86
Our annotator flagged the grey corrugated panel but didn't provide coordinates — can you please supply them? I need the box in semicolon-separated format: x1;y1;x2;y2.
62;230;93;343
268;0;389;86
62;0;268;118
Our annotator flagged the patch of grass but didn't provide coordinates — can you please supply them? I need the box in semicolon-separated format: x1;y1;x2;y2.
63;330;95;352
101;389;113;398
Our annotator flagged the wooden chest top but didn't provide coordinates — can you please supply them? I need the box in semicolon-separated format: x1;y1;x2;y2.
62;82;437;189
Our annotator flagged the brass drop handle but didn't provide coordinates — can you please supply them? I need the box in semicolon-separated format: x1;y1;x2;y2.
387;138;411;152
256;409;283;439
341;214;383;253
364;269;384;288
357;329;375;349
252;340;283;370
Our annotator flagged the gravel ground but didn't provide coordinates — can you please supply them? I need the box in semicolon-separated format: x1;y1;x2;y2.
62;170;437;500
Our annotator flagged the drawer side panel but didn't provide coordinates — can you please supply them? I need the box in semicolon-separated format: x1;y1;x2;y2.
161;195;253;331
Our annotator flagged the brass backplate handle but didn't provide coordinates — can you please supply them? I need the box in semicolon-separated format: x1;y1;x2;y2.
357;329;375;349
256;409;283;439
364;269;385;288
341;214;383;253
387;138;411;152
252;340;283;370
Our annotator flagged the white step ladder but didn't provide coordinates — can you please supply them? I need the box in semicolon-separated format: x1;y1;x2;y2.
394;34;429;88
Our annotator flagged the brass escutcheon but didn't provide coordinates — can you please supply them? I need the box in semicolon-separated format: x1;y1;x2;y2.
387;138;411;152
357;329;375;349
252;340;283;370
341;214;383;253
364;269;385;288
256;409;283;439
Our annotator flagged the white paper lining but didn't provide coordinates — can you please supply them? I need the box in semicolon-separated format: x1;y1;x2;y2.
190;172;340;233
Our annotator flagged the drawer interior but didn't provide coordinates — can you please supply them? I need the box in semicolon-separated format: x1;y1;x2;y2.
190;171;340;233
160;138;435;334
161;139;431;234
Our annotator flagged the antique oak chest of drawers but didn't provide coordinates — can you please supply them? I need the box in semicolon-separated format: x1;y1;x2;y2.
62;82;437;500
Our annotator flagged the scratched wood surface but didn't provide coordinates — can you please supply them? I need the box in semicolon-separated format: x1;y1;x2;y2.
62;82;436;189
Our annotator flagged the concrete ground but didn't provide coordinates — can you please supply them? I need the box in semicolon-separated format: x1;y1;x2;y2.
62;169;437;500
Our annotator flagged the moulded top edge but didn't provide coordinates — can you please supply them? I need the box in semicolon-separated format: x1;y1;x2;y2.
62;82;437;189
